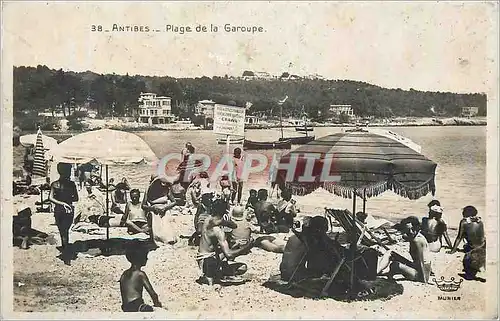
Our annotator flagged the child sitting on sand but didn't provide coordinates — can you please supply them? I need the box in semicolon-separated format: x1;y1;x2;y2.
219;174;233;203
244;189;258;221
120;247;162;312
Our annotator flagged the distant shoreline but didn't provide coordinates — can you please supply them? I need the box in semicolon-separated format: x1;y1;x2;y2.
20;120;485;141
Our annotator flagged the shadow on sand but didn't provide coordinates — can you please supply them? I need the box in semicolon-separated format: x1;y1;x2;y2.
56;238;158;264
263;274;404;302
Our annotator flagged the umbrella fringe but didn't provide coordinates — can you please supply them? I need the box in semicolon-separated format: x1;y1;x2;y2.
390;178;436;200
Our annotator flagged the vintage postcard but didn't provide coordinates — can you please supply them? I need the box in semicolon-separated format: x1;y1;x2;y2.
1;1;498;319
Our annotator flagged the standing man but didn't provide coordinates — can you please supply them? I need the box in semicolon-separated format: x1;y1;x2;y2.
231;147;244;205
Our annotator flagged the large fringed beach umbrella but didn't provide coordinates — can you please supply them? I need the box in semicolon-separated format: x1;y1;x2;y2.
272;127;437;296
46;129;158;240
32;128;48;177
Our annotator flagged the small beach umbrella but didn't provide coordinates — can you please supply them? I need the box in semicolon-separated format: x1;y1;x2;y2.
273;127;437;296
46;129;158;240
20;133;58;151
32;128;47;177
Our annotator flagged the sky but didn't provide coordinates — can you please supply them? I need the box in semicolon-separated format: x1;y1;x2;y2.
2;1;498;93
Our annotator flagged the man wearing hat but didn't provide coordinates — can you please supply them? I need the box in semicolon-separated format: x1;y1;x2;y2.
421;203;452;253
377;216;432;283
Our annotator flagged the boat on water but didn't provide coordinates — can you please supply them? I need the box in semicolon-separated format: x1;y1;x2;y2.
243;139;291;150
295;126;314;132
216;136;244;145
279;135;315;144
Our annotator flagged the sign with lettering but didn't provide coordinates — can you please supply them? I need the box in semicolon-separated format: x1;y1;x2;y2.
213;104;246;137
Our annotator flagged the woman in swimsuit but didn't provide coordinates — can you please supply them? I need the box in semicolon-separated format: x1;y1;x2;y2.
49;163;79;264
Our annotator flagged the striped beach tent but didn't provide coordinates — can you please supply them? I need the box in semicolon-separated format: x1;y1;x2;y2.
32;128;47;177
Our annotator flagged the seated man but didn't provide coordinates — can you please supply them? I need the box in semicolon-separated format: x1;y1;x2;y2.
421;204;452;252
121;189;149;235
111;182;129;215
196;198;252;285
275;189;299;233
447;205;486;281
254;189;281;233
377;216;432;283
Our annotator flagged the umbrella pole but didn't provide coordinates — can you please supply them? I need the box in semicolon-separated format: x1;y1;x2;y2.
106;165;109;240
350;190;356;298
363;189;366;215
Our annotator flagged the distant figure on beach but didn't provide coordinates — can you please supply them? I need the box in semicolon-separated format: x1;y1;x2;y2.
447;205;486;281
122;189;150;235
48;162;79;264
181;142;195;161
377;216;432;283
231;147;244;205
120;247;162;312
196;198;252;285
421;203;452;252
23;147;34;174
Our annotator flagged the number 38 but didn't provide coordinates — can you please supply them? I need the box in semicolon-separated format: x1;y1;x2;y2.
91;25;103;32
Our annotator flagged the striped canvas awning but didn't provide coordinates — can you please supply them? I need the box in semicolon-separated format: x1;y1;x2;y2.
32;128;47;177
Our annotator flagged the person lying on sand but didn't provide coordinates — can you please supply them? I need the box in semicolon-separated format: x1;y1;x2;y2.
196;198;252;285
421;204;452;252
377;216;432;283
120;247;162;312
447;205;486;281
227;206;285;253
121;189;150;235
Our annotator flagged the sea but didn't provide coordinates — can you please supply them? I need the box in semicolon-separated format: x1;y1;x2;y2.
96;126;488;231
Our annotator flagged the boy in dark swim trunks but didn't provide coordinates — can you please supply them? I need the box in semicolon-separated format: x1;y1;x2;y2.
120;247;162;312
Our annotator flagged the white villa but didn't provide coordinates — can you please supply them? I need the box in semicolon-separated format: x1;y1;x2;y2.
461;106;479;117
196;100;216;119
136;92;174;124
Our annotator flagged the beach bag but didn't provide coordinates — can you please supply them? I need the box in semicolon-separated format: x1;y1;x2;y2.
151;213;178;245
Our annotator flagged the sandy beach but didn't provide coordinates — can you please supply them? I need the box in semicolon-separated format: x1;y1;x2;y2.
10;188;496;319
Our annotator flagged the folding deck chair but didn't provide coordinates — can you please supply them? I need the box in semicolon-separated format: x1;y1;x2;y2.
285;226;377;298
324;208;396;250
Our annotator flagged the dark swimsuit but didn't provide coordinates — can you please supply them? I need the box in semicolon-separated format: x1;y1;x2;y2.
121;298;153;312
